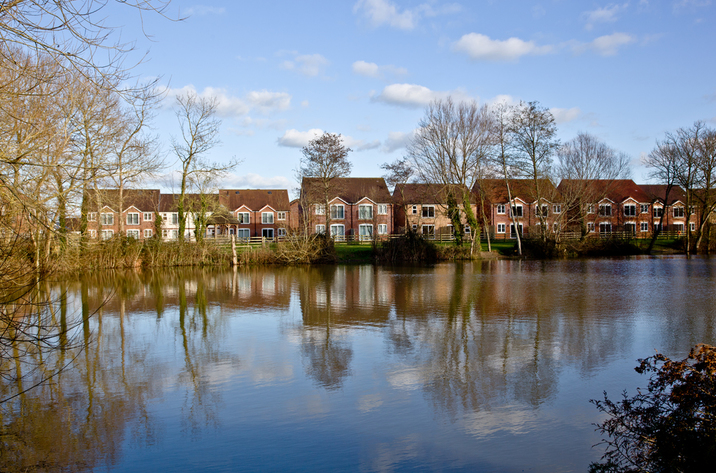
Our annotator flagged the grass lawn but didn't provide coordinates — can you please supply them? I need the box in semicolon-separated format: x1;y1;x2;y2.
335;243;375;263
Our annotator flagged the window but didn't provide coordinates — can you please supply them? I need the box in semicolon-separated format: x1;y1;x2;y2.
411;205;417;214
127;213;139;225
359;224;373;240
625;222;636;234
237;212;250;224
497;223;506;234
510;223;523;238
599;204;612;217
624;205;636;217
277;228;287;237
422;205;435;218
599;222;612;234
553;204;561;214
587;204;595;214
464;224;471;234
653;207;663;218
171;230;178;239
88;212;97;221
229;228;235;235
88;229;96;238
330;204;344;219
674;223;684;233
126;229;140;239
412;224;418;231
277;211;287;220
640;204;649;214
673;206;685;218
690;222;696;232
144;229;153;238
511;205;523;217
315;204;325;215
262;212;274;224
496;204;506;215
422;225;435;236
377;204;388;215
359;204;373;219
171;213;178;225
330;224;345;237
162;229;169;239
143;212;153;221
100;213;114;225
654;223;662;232
378;224;388;235
640;222;649;232
238;228;250;239
588;222;595;233
536;204;549;217
262;228;274;239
315;224;326;234
100;229;114;240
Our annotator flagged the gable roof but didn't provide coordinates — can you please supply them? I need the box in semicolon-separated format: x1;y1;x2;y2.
557;179;651;204
474;179;559;204
301;177;391;203
393;183;473;205
219;189;290;212
638;184;687;205
84;189;161;212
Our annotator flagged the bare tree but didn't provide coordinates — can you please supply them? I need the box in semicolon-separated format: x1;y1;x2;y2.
557;132;631;239
381;157;413;233
509;101;560;242
407;98;493;253
299;132;352;236
172;91;238;241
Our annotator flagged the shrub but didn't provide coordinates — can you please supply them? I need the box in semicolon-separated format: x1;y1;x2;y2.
590;344;716;472
376;231;438;263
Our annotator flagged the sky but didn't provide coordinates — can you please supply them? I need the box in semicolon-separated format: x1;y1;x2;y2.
110;0;716;194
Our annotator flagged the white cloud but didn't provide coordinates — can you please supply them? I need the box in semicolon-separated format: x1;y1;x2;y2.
277;129;324;148
183;5;226;16
352;60;408;80
452;33;553;62
353;0;460;31
487;94;520;107
583;4;628;30
344;136;381;151
550;107;582;124
373;83;472;108
222;172;295;190
579;32;636;56
381;131;415;153
161;85;291;118
280;53;330;77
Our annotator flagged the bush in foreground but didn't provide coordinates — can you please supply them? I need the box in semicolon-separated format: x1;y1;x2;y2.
375;231;438;263
590;344;716;472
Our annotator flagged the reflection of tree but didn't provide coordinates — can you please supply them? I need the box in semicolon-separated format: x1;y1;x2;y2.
301;327;353;390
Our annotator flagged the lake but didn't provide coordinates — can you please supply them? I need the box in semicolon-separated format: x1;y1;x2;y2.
2;257;716;472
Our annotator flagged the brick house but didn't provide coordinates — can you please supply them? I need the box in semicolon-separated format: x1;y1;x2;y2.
639;184;699;234
84;189;161;240
216;189;291;239
475;179;562;239
392;183;476;238
300;177;393;240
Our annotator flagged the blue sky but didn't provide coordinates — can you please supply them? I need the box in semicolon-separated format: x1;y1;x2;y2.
113;0;716;193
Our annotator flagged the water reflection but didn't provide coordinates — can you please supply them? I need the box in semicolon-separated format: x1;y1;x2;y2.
1;258;716;471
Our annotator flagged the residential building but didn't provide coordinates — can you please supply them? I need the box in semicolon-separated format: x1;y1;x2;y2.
300;177;393;240
393;183;475;238
84;189;161;240
215;189;291;239
639;184;699;234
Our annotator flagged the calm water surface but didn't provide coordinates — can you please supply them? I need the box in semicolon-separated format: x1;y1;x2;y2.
3;257;716;472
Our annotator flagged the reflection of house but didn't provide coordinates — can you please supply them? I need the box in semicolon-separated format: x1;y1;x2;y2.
215;189;291;239
639;185;698;234
84;189;161;240
300;177;393;240
475;179;561;239
393;183;475;237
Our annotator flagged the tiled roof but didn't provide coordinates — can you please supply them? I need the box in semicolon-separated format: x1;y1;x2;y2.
557;179;650;203
218;189;290;211
301;177;391;203
158;193;212;212
639;184;686;205
474;179;559;203
84;189;161;212
393;183;473;204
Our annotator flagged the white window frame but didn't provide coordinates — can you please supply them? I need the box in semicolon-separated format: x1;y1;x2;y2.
315;224;326;234
599;222;612;234
171;229;178;239
690;222;696;232
510;223;523;238
330;204;345;220
100;229;114;240
624;204;636;217
653;206;663;218
262;228;274;239
237;212;250;224
496;204;506;215
625;222;637;234
640;222;649;232
100;212;114;225
411;205;418;214
378;224;388;235
587;222;595;233
599;204;612;217
536;204;549;217
640;204;649;214
171;213;178;225
359;224;373;240
88;229;97;238
411;224;418;231
421;205;435;218
127;212;140;225
511;205;523;218
674;223;685;232
330;224;345;237
277;211;287;221
88;212;97;222
358;204;373;220
315;204;325;215
143;212;153;222
262;212;274;224
238;228;251;239
422;224;435;236
553;204;561;214
144;229;153;238
587;204;595;214
377;204;388;215
673;206;685;218
497;223;506;234
126;229;140;239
